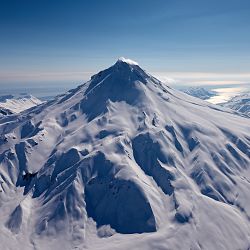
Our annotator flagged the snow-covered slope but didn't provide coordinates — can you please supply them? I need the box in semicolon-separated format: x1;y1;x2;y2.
0;59;250;250
181;87;217;100
221;92;250;116
0;94;43;116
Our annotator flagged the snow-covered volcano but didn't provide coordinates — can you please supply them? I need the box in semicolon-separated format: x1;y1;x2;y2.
0;59;250;250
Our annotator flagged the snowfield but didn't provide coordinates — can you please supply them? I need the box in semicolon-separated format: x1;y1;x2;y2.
181;87;217;100
221;92;250;117
0;59;250;250
0;94;43;117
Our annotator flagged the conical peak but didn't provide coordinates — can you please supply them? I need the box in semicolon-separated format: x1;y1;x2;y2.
91;57;149;83
113;57;140;72
82;58;154;121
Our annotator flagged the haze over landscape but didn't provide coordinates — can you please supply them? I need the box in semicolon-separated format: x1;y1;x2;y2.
1;1;250;88
1;1;250;250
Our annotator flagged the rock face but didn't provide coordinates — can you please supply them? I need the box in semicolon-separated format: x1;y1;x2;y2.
0;59;250;250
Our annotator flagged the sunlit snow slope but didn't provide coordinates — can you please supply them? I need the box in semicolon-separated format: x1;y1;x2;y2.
181;87;217;100
0;94;43;117
221;92;250;117
0;59;250;250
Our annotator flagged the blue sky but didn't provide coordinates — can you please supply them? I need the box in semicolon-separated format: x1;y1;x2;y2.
0;0;250;87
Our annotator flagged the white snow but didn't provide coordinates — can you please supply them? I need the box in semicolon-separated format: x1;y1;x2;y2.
0;94;43;115
117;57;139;65
0;60;250;250
221;92;250;116
182;87;250;117
181;87;217;100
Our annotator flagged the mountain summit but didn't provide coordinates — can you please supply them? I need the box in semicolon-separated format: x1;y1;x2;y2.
0;59;250;250
116;57;139;65
81;58;164;121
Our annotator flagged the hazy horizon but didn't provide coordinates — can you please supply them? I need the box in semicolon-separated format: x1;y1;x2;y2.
1;0;250;88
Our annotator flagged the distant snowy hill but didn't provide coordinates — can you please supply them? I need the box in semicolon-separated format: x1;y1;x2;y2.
182;87;250;117
0;94;43;116
181;87;217;100
0;59;250;250
221;92;250;116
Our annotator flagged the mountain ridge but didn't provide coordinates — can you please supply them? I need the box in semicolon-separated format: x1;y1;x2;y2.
0;93;43;118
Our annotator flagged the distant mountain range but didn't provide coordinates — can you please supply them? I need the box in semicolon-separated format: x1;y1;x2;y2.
181;87;217;100
222;92;250;116
0;94;42;117
181;87;250;117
